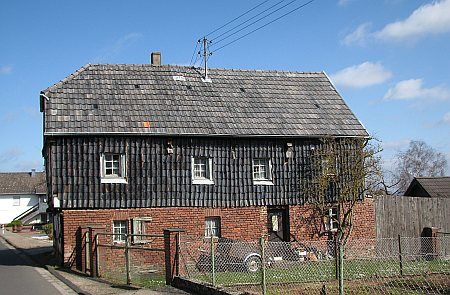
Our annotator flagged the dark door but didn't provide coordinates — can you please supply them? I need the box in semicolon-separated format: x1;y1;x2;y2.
267;207;289;242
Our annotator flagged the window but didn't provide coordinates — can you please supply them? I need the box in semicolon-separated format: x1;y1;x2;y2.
132;217;152;243
325;207;339;232
113;220;128;243
205;217;221;238
192;157;214;184
101;154;127;183
253;158;273;185
12;196;20;206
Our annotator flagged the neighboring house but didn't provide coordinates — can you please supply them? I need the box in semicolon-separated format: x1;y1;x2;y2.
0;170;49;225
404;176;450;198
375;177;450;238
41;53;375;268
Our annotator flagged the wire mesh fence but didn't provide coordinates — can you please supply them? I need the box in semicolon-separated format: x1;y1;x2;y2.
178;235;450;294
95;233;166;287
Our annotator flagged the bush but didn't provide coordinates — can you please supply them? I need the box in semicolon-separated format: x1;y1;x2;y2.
7;220;22;227
43;223;53;235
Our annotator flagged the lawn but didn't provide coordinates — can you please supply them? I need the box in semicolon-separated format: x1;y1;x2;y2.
190;258;450;287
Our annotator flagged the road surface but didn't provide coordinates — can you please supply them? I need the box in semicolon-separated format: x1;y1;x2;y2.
0;238;76;295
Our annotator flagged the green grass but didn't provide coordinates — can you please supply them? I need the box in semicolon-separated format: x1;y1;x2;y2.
195;258;450;287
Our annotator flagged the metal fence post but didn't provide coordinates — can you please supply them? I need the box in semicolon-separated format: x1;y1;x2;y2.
94;233;99;277
210;237;216;286
338;237;344;295
398;234;403;276
334;237;339;280
175;232;181;277
260;237;267;295
125;234;131;285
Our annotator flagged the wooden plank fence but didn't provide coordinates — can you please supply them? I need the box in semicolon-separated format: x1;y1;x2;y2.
375;195;450;238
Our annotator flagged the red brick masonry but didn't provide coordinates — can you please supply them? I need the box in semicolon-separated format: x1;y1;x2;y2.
60;198;375;270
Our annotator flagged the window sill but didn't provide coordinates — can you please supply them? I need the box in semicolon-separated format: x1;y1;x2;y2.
101;178;128;184
192;179;214;185
253;180;274;186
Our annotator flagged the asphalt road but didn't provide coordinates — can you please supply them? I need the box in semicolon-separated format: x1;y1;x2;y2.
0;238;75;295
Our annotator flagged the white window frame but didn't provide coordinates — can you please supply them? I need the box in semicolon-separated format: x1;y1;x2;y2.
100;153;127;184
192;157;214;185
12;196;20;206
113;220;128;243
205;217;221;238
132;217;152;244
252;158;273;185
325;207;339;232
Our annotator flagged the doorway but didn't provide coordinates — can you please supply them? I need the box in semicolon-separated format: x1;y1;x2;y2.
267;207;290;242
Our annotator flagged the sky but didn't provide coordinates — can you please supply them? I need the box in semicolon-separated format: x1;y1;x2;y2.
0;0;449;173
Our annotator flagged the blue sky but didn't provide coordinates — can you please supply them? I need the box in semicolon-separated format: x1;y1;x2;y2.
0;0;449;173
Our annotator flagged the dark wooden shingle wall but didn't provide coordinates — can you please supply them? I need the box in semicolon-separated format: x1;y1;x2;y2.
47;136;321;209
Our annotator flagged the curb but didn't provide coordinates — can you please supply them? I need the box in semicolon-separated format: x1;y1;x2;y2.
0;234;92;295
45;264;93;295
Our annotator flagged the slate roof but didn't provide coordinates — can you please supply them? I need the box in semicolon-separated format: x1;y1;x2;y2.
404;177;450;198
41;64;368;137
0;172;46;195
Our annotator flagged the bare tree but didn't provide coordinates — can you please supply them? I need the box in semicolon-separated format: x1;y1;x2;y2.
302;137;382;245
394;140;448;194
301;137;382;295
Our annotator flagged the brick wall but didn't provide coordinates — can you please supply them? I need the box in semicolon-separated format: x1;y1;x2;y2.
62;206;267;268
60;199;375;272
289;198;376;241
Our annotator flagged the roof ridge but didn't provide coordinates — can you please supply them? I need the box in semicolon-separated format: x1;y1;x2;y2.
42;63;92;95
69;63;325;75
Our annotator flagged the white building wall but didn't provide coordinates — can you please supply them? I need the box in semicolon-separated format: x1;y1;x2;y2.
0;194;39;224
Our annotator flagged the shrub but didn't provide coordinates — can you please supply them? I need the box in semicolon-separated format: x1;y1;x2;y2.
43;223;53;236
7;220;22;227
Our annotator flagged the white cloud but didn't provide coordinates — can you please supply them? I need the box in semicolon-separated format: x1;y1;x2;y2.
383;139;411;150
330;62;392;88
342;23;372;46
0;148;23;164
0;65;13;75
384;79;450;100
338;0;351;6
94;32;143;62
443;112;450;123
376;0;450;41
15;159;43;172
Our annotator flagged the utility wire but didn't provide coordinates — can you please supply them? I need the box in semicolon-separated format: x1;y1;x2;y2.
212;0;317;53
189;40;200;66
211;0;287;43
193;42;204;68
206;0;272;38
211;0;302;47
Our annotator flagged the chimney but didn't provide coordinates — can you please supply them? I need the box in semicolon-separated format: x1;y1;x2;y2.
151;52;161;66
31;169;36;177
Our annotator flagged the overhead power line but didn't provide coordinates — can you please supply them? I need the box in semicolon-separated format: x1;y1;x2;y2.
210;0;287;42
211;0;317;53
189;40;200;66
206;0;272;38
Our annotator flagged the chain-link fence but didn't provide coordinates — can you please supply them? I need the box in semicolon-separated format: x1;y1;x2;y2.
95;233;166;287
179;235;450;294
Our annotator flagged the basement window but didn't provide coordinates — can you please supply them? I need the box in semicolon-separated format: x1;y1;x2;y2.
205;217;221;238
253;158;273;185
113;220;128;243
100;154;127;184
192;157;214;185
